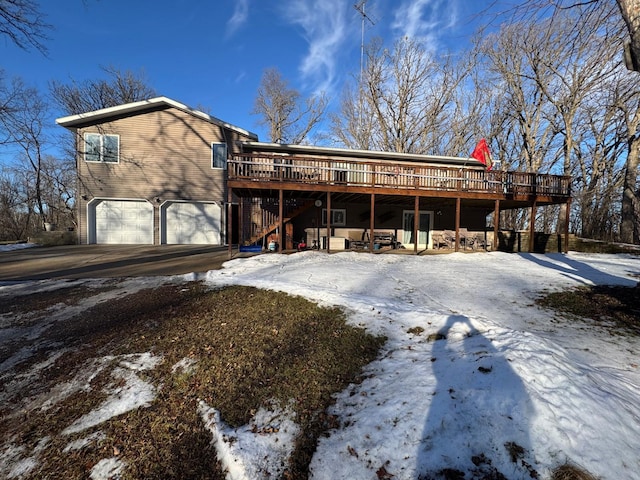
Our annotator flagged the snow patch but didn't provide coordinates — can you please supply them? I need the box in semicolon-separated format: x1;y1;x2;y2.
62;353;161;435
199;400;300;480
90;457;125;480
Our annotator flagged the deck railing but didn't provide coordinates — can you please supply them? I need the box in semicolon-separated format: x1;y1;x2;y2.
228;153;571;197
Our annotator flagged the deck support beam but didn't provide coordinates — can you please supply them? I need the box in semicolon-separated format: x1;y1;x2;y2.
239;197;244;248
278;189;284;253
369;194;375;253
564;198;571;253
493;199;500;252
326;192;332;253
529;199;537;253
414;196;419;254
455;197;461;252
227;187;233;259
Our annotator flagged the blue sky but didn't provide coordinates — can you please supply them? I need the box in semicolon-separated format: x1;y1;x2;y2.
2;0;493;143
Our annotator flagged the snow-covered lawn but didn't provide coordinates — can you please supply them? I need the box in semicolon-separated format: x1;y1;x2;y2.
1;250;639;479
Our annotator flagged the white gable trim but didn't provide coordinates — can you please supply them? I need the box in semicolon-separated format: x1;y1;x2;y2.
56;96;258;140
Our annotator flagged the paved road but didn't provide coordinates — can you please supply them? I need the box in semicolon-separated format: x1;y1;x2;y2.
0;245;244;281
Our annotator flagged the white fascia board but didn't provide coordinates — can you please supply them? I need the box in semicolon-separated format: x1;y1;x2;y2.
56;96;258;140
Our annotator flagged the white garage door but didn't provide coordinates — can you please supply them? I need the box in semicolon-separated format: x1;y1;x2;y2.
165;202;221;244
94;200;153;244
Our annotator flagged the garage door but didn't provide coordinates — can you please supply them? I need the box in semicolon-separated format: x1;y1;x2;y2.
94;200;153;244
164;202;221;244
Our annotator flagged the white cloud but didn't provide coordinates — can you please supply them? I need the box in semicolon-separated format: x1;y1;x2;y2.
280;0;354;95
226;0;250;37
392;0;459;50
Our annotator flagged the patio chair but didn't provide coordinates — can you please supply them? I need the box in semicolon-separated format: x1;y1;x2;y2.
458;228;469;249
468;233;487;250
432;231;447;249
442;230;456;249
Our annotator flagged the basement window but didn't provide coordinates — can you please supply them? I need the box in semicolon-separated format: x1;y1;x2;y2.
322;208;346;226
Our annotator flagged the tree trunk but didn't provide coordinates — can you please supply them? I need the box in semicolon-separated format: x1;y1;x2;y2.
621;134;640;243
618;0;640;70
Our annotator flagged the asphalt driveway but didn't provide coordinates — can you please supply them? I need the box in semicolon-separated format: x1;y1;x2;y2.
0;244;242;281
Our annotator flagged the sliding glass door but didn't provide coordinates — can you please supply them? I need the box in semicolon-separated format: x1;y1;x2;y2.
402;210;432;249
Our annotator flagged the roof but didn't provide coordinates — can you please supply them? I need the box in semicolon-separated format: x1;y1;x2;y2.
239;141;484;167
55;96;258;140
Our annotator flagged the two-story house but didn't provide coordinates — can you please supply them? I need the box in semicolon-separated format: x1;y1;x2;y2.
57;96;572;254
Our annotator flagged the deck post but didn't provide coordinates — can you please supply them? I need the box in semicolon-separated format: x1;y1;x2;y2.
326;192;331;253
227;187;233;259
414;195;419;254
455;197;461;252
279;189;284;253
529;200;537;253
493;199;500;252
564;197;571;253
369;194;375;253
239;197;244;247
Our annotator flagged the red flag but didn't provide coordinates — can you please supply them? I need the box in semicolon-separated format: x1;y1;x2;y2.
471;138;493;170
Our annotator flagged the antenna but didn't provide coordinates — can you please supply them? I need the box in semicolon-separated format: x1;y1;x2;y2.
354;1;375;85
354;2;375;147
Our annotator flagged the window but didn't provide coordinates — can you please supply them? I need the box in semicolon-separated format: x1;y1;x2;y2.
212;143;228;169
84;133;119;163
322;208;346;226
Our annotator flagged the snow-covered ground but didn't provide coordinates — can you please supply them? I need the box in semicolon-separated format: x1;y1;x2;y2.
2;249;640;479
0;242;37;252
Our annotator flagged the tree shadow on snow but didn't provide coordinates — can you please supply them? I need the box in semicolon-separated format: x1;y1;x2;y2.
520;252;638;287
417;315;536;480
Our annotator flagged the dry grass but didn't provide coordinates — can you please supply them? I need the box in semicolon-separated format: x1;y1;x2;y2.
0;282;385;479
537;284;640;336
550;463;598;480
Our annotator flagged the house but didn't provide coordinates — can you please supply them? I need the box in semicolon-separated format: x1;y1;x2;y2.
57;97;572;253
56;97;257;245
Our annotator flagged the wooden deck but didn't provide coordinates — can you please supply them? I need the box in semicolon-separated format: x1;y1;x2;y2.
228;153;570;204
225;152;573;256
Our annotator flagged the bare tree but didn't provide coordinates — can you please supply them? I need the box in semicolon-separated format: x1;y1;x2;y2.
614;73;640;243
0;165;34;240
480;1;640;241
252;67;327;144
0;78;50;228
331;37;474;155
329;77;377;150
0;70;23;145
0;0;51;54
363;37;441;154
478;25;559;174
50;65;157;115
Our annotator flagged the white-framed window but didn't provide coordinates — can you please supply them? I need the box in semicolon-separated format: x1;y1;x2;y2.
322;208;346;226
212;143;228;169
84;133;119;163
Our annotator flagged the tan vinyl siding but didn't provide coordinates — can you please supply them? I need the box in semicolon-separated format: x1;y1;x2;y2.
75;105;253;244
